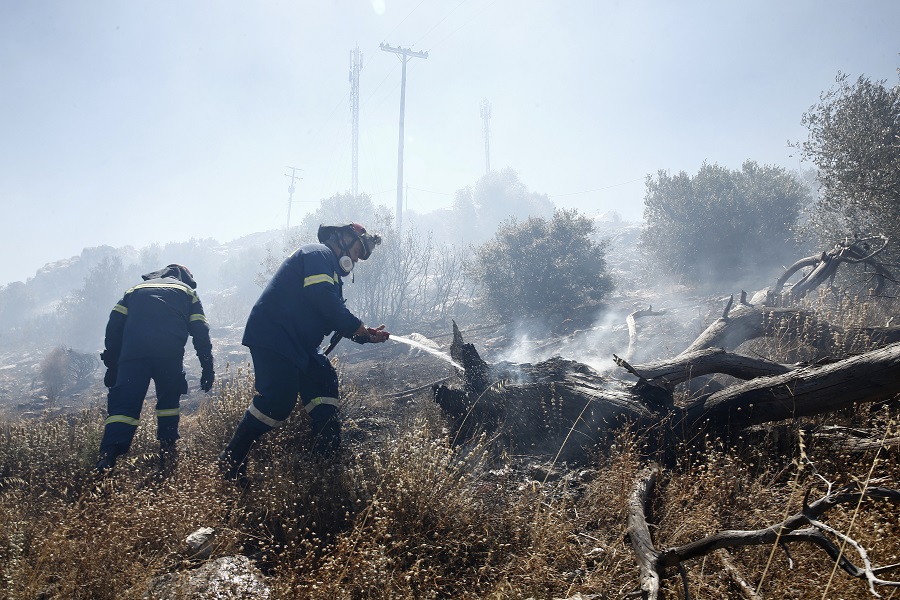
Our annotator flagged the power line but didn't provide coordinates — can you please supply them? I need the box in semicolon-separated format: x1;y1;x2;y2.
413;0;472;47
382;0;430;41
422;0;502;52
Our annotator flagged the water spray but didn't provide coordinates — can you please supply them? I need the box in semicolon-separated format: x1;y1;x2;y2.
389;334;465;370
323;331;464;371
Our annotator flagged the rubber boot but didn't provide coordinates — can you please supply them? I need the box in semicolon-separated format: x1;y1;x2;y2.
218;412;268;485
96;448;118;475
309;405;341;458
158;439;178;477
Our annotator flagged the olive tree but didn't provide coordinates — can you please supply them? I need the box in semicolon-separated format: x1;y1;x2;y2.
795;72;900;251
469;209;613;321
640;161;808;286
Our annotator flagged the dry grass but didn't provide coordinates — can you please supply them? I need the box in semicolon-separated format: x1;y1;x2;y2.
1;299;899;598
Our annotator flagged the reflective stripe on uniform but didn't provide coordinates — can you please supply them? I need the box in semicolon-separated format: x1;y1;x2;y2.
105;415;140;426
112;304;128;315
189;313;208;323
247;401;284;428
304;396;340;413
156;408;180;417
126;282;199;302
304;273;336;287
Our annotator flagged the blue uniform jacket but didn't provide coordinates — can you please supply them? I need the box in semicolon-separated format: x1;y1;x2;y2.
242;243;363;370
105;277;212;362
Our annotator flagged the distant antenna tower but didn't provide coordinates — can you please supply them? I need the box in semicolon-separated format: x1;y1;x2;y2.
349;47;363;197
285;166;303;230
480;98;491;176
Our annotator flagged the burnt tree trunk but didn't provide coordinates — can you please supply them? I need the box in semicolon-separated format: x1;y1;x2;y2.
433;320;900;461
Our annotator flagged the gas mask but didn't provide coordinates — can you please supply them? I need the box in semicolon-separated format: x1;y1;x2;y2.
338;254;354;275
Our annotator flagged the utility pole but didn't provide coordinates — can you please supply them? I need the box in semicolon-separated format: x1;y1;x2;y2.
349;46;363;197
284;166;303;230
480;98;491;176
380;42;428;232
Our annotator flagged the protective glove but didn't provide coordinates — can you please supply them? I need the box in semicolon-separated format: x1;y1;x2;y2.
103;368;118;388
100;349;118;388
199;355;215;392
100;349;117;368
351;325;390;344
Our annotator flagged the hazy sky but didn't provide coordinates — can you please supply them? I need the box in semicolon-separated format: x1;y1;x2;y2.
1;1;898;286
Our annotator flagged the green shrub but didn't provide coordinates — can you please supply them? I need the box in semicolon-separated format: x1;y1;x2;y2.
470;209;614;321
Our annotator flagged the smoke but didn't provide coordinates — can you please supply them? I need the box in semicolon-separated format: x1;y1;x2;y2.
495;306;632;375
493;290;728;374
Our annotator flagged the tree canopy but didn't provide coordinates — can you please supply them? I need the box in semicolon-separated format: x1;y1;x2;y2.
298;193;392;242
451;168;555;243
469;209;613;321
640;161;808;286
796;72;900;248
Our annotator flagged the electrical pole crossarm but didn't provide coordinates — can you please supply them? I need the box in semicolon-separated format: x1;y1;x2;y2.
379;42;429;60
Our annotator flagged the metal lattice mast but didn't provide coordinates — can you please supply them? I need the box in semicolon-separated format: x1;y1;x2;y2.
480;98;491;176
349;47;363;197
284;166;303;230
380;42;428;232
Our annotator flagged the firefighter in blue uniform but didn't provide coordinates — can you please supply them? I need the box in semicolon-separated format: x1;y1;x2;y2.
97;264;215;473
219;223;389;482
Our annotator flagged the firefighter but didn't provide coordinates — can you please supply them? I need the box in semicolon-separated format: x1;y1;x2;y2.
219;223;389;483
97;264;215;474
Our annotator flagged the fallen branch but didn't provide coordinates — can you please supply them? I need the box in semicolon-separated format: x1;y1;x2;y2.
654;484;900;595
682;341;900;429
626;464;662;600
619;347;793;388
624;306;666;362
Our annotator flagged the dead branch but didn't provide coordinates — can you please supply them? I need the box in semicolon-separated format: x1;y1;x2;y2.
681;341;900;429
774;236;894;302
626;464;662;600
808;425;900;454
620;348;793;388
717;549;761;600
680;304;835;356
624;306;666;362
654;485;900;595
680;301;900;358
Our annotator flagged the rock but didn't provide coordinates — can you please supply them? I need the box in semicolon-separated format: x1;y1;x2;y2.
144;555;270;600
184;526;217;559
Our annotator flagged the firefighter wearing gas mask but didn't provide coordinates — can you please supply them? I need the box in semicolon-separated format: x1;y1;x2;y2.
219;223;389;483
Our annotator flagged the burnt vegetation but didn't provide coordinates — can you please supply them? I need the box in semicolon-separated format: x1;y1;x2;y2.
1;72;899;599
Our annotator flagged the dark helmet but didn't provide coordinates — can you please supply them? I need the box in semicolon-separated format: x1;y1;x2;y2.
141;264;197;289
317;223;382;260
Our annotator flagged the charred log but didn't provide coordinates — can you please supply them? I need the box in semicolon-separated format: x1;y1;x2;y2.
433;354;660;461
434;322;667;460
626;465;662;599
681;341;900;430
616;348;793;389
434;324;900;460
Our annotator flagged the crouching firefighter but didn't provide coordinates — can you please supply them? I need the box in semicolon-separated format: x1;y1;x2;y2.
219;223;389;483
97;264;215;474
